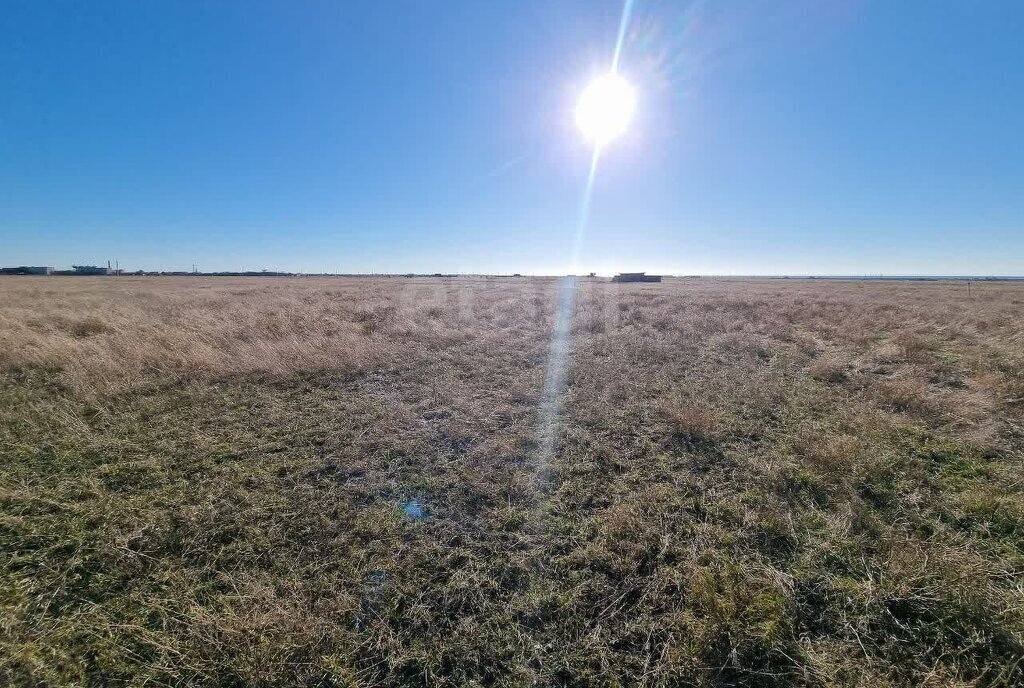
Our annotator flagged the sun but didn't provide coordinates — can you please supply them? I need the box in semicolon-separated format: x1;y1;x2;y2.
575;72;636;147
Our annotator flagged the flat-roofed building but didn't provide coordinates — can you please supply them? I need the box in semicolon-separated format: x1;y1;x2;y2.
611;272;662;283
0;266;53;275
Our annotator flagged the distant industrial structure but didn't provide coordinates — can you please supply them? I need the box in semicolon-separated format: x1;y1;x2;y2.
71;264;118;275
1;265;300;277
1;261;132;276
0;266;53;275
611;272;662;283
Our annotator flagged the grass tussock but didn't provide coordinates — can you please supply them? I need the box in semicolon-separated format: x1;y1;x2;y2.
1;275;1023;686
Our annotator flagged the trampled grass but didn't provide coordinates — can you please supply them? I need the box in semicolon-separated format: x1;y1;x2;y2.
1;276;1022;686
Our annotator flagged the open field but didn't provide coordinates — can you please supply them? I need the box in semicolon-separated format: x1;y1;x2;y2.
1;276;1023;686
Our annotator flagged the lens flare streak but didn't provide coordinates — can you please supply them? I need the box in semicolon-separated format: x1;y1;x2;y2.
569;147;600;274
535;0;636;482
612;0;636;71
535;275;577;478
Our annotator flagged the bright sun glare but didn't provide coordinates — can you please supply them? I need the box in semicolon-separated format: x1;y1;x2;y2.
575;72;636;147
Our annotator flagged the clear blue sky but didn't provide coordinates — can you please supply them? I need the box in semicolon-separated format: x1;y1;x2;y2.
2;0;1022;275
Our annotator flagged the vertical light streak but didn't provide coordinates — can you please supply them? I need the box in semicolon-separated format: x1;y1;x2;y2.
535;151;595;481
612;0;636;72
568;146;601;275
535;274;577;480
535;0;635;483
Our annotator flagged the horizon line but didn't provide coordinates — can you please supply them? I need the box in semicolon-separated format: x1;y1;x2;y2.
2;268;1023;281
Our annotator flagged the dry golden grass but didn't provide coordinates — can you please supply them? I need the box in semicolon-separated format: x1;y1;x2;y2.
1;276;1022;686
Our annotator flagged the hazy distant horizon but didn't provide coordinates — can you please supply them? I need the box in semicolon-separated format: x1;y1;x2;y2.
4;262;1023;281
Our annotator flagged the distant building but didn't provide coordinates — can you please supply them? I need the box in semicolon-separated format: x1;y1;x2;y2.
72;265;112;275
611;272;662;283
0;266;53;275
